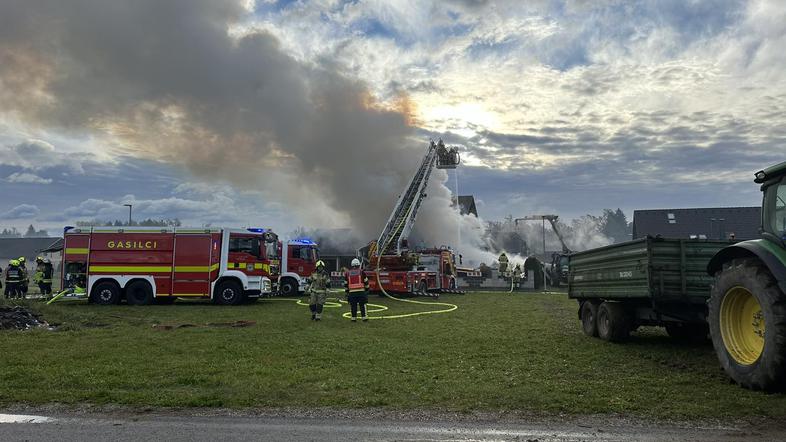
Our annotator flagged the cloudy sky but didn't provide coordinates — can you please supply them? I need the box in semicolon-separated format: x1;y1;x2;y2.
0;0;783;240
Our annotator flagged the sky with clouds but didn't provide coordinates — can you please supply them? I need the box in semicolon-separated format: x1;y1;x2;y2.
0;0;783;240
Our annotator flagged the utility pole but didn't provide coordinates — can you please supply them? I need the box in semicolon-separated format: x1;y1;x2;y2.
123;204;133;225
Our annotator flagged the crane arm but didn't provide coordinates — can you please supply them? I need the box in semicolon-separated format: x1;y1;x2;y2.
514;214;571;254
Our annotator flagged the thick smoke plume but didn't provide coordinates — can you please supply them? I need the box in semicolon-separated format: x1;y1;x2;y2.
0;0;421;238
0;0;603;266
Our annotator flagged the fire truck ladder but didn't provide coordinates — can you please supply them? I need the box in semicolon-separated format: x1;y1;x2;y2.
376;139;451;256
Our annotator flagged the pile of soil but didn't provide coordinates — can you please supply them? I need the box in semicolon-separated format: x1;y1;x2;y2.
0;306;48;330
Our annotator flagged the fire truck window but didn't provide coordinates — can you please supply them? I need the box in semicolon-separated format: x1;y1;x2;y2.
229;237;254;254
773;181;786;235
298;247;313;262
265;242;277;259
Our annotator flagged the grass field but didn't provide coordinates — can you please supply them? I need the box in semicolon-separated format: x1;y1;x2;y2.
1;291;786;419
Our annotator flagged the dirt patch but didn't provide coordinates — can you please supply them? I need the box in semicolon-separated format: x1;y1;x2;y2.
0;306;48;330
152;320;256;331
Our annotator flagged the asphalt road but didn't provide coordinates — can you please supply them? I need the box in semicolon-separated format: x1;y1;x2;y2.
0;410;781;442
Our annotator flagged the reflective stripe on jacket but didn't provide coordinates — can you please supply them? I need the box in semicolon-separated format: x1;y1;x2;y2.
4;267;23;283
345;268;368;293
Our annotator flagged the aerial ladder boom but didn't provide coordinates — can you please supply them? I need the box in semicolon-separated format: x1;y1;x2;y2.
374;140;459;256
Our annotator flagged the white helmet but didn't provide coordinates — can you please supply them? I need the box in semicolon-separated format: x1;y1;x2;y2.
351;258;361;267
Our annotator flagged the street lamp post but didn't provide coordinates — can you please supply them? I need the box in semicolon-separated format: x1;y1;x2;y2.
123;204;133;226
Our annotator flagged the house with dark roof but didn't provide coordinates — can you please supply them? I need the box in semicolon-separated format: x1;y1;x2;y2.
632;207;761;240
0;237;62;263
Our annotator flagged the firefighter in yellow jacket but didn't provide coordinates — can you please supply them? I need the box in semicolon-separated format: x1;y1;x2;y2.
498;252;509;274
344;258;369;322
308;260;330;321
34;256;53;298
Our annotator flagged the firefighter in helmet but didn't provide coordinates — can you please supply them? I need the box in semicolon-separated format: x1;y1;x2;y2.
344;258;369;322
498;252;509;275
308;260;330;321
4;259;24;299
17;256;29;298
34;256;53;298
512;263;522;290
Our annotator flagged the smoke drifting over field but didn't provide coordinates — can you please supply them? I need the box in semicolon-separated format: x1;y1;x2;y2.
0;0;423;238
0;0;608;265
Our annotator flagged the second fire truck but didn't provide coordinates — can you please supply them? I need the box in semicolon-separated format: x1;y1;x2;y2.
62;226;320;305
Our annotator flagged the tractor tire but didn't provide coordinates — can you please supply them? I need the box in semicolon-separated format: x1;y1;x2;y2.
125;280;154;305
597;301;630;342
214;280;245;306
708;258;786;391
279;278;298;296
580;300;599;337
90;281;121;305
665;322;709;343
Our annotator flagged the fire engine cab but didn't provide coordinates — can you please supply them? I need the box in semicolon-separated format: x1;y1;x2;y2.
277;238;320;295
62;226;279;305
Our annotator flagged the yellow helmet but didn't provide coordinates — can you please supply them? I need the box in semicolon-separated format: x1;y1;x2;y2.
18;256;25;263
9;259;20;266
36;256;44;262
316;260;325;268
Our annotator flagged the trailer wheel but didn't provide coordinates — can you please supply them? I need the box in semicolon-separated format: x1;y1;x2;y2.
215;280;245;306
125;280;154;305
709;258;786;391
597;302;630;342
90;281;121;305
279;277;298;296
665;323;709;343
580;301;599;337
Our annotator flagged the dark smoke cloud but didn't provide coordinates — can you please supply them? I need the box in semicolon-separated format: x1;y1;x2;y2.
0;0;422;237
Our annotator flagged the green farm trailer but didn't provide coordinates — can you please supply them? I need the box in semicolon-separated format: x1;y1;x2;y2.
568;237;734;342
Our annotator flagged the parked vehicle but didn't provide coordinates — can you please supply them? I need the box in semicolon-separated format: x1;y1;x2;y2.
62;226;279;305
277;238;320;295
569;237;733;341
706;161;786;391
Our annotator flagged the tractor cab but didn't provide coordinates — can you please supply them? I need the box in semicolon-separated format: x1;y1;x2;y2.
756;161;786;245
435;139;460;169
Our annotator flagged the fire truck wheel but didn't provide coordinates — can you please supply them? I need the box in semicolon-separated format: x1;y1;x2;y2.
279;278;298;296
90;281;121;305
125;280;154;305
215;280;245;305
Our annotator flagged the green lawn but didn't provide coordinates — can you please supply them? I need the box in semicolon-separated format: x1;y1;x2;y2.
1;291;785;418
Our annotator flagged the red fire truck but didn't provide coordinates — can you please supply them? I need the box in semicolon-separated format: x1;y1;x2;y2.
62;226;281;305
366;246;458;297
277;238;320;296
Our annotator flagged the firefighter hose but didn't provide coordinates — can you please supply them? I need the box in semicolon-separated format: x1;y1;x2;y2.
370;270;458;319
508;273;515;293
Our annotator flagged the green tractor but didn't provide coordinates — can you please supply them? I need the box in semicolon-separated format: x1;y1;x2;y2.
707;160;786;391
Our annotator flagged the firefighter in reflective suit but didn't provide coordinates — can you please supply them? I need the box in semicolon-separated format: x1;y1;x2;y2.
344;258;369;322
308;260;330;321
